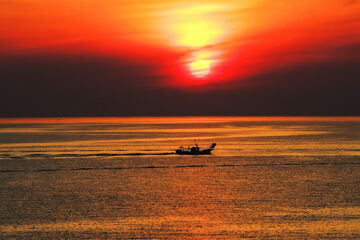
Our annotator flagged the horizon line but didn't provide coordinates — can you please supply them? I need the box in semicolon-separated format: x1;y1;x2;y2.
1;116;360;123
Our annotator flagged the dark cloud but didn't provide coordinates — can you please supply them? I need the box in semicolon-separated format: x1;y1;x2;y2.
0;52;359;117
0;54;162;117
222;58;360;116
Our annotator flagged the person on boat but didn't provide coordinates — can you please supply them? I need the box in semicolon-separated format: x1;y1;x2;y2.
190;144;200;153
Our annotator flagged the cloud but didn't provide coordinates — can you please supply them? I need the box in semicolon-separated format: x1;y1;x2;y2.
0;54;164;117
1;52;359;117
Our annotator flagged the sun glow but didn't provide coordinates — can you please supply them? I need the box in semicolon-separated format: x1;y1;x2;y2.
162;4;229;79
171;18;223;48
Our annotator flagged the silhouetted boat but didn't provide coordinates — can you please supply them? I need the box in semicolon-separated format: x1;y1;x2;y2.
176;143;216;155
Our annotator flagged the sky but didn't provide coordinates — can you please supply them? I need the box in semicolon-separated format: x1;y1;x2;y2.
1;0;360;117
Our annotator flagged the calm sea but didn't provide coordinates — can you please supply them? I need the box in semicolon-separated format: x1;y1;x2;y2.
0;117;360;239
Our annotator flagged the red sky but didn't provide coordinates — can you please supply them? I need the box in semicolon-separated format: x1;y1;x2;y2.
1;0;360;116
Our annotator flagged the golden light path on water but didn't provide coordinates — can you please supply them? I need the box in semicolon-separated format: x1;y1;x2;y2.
1;117;360;239
162;3;230;78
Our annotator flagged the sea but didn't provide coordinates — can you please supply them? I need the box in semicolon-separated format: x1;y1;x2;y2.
0;116;359;239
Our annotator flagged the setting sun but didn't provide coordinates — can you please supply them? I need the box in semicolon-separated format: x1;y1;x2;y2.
162;4;229;78
189;59;211;77
188;50;219;78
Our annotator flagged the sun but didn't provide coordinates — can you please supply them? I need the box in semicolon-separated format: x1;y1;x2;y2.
189;59;211;77
188;50;219;78
162;4;228;79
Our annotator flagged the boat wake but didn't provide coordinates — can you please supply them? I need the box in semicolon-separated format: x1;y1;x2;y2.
1;161;360;174
0;152;176;160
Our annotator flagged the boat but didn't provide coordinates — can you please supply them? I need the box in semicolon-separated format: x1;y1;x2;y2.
175;143;216;155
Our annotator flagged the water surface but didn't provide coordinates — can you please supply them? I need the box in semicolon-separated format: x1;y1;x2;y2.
0;117;359;239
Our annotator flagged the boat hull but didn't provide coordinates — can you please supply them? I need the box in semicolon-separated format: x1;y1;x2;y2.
175;149;213;155
175;143;216;155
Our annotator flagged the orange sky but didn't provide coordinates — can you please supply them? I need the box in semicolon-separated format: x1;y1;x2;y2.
1;0;360;87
